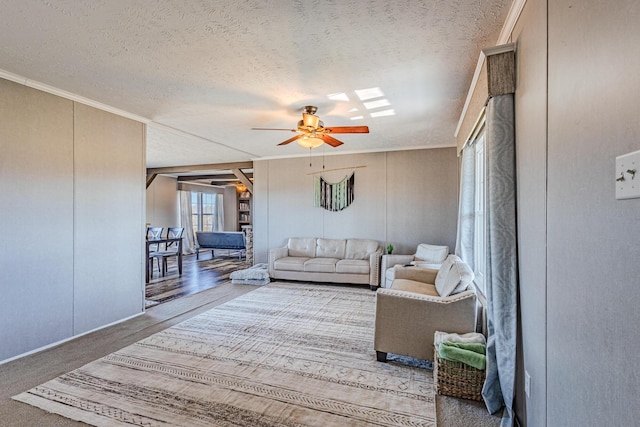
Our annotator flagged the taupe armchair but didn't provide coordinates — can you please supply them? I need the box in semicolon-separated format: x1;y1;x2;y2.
379;243;449;288
374;257;477;362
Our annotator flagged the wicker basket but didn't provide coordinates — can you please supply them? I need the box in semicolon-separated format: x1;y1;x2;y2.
434;345;485;401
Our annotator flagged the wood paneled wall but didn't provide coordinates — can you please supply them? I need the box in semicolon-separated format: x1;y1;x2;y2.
0;78;145;362
252;148;458;265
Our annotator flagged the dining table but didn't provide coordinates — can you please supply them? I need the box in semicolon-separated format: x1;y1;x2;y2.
145;237;183;283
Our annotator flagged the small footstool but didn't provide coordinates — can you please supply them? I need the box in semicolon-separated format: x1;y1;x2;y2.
230;263;270;285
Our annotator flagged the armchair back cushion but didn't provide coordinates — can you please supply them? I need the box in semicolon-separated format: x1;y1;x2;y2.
435;255;475;297
287;238;316;257
414;244;449;263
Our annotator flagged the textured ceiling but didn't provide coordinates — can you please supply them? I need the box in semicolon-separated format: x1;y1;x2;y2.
0;0;511;168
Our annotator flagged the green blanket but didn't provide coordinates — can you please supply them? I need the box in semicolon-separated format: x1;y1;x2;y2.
438;341;487;370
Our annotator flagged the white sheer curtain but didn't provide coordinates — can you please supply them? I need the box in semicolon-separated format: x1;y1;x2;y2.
179;190;196;254
215;193;224;231
455;144;476;271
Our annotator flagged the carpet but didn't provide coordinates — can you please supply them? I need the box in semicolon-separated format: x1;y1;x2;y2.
14;283;435;426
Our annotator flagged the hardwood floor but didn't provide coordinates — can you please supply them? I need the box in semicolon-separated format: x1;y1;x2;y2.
145;251;250;308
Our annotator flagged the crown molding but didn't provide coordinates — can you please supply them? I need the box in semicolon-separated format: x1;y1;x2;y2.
0;68;151;124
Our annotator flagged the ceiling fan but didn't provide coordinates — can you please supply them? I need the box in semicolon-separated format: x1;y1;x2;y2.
252;106;369;148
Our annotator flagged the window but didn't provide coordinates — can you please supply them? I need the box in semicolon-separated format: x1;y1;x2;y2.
191;192;219;234
473;133;486;294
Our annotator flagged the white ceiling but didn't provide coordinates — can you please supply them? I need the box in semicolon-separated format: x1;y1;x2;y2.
0;0;511;168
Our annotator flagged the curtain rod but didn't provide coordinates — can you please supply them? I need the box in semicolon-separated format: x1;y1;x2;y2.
306;165;367;175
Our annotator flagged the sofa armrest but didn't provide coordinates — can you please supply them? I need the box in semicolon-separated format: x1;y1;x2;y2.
368;247;383;288
268;246;288;274
393;266;439;284
374;289;477;361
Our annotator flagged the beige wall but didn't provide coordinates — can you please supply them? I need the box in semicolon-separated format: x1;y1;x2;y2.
545;0;640;425
253;148;458;266
0;78;145;362
472;0;640;425
146;175;179;229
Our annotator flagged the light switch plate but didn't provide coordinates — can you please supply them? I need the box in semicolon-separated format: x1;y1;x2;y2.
615;149;640;199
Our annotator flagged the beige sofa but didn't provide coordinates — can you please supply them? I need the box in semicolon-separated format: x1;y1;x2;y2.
374;255;478;361
268;237;382;289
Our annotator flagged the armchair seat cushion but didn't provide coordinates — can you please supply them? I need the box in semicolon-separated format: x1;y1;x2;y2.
391;279;440;296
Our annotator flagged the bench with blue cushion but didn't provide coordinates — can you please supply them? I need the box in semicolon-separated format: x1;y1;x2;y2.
195;231;246;260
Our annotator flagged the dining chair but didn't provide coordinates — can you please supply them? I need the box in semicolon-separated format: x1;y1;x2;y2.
146;227;164;275
150;227;184;277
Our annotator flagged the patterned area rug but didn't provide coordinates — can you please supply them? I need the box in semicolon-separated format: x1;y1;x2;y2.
14;283;435;426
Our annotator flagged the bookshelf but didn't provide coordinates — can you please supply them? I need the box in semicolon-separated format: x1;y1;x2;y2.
238;191;252;230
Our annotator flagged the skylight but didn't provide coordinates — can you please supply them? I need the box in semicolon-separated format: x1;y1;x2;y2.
363;99;390;110
370;109;395;118
325;87;395;120
327;92;350;101
355;87;385;101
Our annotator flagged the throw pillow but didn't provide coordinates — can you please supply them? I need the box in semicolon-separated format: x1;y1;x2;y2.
434;255;457;295
451;261;475;294
436;256;474;297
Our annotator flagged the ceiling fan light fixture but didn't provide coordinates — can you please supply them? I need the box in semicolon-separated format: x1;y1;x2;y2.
297;135;324;149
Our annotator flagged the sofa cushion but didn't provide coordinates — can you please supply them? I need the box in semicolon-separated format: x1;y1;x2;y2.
435;255;475;297
414;243;449;263
304;258;338;273
336;259;369;274
391;279;440;296
316;238;346;259
287;238;316;257
274;257;308;272
345;239;378;260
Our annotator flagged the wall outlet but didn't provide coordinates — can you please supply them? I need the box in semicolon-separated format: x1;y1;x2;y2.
524;370;531;398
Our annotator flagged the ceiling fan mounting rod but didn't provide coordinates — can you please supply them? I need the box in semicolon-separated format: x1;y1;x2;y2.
303;106;318;115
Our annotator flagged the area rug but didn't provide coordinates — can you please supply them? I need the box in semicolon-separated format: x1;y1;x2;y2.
14;283;435;426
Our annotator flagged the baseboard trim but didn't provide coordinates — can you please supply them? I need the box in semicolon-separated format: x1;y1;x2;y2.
0;311;145;366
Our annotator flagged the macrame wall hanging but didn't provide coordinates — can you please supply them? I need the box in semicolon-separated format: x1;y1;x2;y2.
314;173;355;211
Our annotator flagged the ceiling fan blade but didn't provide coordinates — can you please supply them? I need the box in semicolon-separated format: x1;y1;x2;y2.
252;128;297;132
277;134;304;146
324;126;369;134
321;134;344;147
